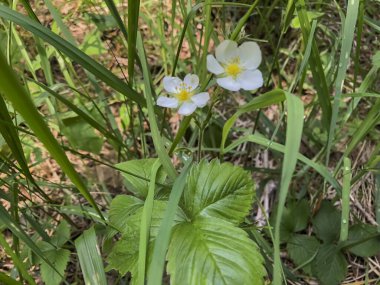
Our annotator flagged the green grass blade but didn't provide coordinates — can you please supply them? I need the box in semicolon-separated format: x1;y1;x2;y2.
337;99;380;171
364;16;380;32
18;0;40;23
296;0;332;130
21;209;52;242
326;0;360;165
75;227;107;285
290;20;317;92
136;32;177;179
0;5;144;106
33;81;124;147
11;26;36;79
16;0;54;85
0;233;36;285
342;92;380;98
173;1;256;75
104;0;129;43
376;161;380;233
282;0;295;32
173;2;246;75
0;204;63;280
138;160;161;285
221;89;287;155
224;134;341;192
353;0;366;91
264;0;294;88
198;0;212;79
40;0;77;87
40;0;125;146
272;92;304;285
0;272;23;285
169;115;192;155
147;158;193;285
0;96;35;184
343;52;380;122
6;0;13;65
340;157;351;242
43;0;76;44
0;50;104;219
172;2;202;74
230;0;260;40
128;0;140;83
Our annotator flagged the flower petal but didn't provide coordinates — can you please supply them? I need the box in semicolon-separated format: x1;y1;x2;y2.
156;96;179;108
215;40;238;64
237;69;263;90
216;76;241;91
191;92;210;107
163;76;182;93
184;74;199;91
239;41;262;70
207;55;224;75
178;102;197;116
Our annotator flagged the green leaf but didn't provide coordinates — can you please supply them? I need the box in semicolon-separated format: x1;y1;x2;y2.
115;159;167;198
347;223;380;257
126;201;186;240
40;248;70;285
272;199;311;242
312;244;347;285
105;231;139;276
58;205;105;224
109;195;144;233
107;200;185;278
290;11;323;29
51;220;70;248
287;234;320;275
313;201;341;243
283;199;310;233
61;115;104;154
183;159;254;224
75;227;107;285
167;217;266;285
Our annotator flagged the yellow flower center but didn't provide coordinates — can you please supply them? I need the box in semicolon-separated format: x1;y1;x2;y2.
176;89;192;102
225;63;242;78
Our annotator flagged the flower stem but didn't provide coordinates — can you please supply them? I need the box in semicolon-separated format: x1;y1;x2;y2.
197;126;204;162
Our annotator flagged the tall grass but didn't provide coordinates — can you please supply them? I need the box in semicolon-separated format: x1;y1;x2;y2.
0;0;379;284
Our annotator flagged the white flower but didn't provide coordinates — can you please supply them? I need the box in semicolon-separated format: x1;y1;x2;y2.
207;40;263;91
156;74;210;116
